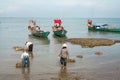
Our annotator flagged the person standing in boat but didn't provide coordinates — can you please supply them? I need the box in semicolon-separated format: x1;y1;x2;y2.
28;20;36;31
35;26;40;32
57;19;62;27
54;19;62;27
59;43;69;69
25;41;33;52
87;19;93;27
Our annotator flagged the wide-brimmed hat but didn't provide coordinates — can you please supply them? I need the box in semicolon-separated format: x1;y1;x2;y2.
62;43;67;47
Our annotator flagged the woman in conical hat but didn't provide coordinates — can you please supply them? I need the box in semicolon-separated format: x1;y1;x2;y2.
59;43;69;69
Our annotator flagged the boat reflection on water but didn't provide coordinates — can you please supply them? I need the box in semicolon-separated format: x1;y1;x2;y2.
87;30;110;36
87;30;120;38
28;34;50;45
53;34;67;44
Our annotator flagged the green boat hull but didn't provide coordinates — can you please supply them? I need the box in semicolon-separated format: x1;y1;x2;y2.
88;26;120;32
53;30;67;37
32;31;50;37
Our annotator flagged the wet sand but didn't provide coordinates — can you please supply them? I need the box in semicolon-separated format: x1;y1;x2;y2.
67;38;120;48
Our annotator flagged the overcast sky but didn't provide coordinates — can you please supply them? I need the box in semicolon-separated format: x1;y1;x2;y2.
0;0;120;18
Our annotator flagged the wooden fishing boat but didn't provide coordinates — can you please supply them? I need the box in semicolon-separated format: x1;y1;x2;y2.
52;19;67;37
53;29;67;37
87;19;120;33
31;31;50;37
28;20;50;37
88;25;120;32
52;26;67;37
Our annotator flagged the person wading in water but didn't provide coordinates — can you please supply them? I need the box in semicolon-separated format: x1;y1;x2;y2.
59;43;69;69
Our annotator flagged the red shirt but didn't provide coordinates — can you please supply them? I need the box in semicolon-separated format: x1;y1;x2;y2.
54;19;62;24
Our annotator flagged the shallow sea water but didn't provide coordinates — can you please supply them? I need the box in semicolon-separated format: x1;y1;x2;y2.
0;17;120;80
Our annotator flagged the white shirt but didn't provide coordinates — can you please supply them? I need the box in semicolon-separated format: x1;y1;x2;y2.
60;48;69;58
25;42;32;48
21;52;29;59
